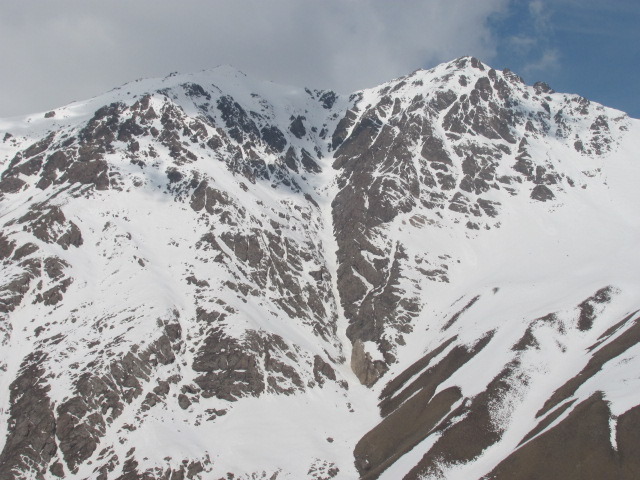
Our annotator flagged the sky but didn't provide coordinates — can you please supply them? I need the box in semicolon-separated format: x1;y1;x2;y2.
0;0;638;118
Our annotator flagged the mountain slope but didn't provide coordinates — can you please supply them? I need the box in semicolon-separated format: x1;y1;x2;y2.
0;57;639;479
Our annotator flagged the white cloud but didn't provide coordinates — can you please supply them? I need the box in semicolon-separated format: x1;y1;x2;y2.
0;0;509;116
523;49;560;76
507;34;538;54
528;0;551;31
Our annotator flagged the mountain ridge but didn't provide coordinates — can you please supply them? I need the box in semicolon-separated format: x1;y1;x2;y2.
0;56;639;479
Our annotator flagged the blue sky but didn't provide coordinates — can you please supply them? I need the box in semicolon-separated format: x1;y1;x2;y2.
489;0;640;117
0;0;638;118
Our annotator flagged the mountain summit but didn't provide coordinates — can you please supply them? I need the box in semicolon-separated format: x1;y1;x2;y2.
1;57;639;479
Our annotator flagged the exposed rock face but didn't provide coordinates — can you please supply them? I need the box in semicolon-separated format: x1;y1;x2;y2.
350;340;388;388
0;352;57;479
484;393;636;480
0;58;639;479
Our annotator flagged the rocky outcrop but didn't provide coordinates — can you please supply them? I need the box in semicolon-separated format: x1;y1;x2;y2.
0;352;57;479
485;393;636;480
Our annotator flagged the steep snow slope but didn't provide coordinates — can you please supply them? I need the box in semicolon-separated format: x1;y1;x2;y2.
0;57;638;480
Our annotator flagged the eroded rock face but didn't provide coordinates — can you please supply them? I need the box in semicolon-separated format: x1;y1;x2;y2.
485;393;629;480
350;340;388;388
17;204;83;249
0;352;57;479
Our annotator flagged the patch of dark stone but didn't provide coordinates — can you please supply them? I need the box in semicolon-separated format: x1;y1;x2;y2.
189;180;233;216
484;392;640;480
443;83;519;144
577;286;614;331
533;81;555;95
192;328;304;400
166;167;183;183
378;336;457;413
157;106;201;165
0;233;16;260
0;267;38;314
308;459;340;479
300;148;321;173
459;169;494;196
219;230;264;267
471;101;517;144
194;233;228;263
17;204;83;249
35;277;73;306
141;380;171;412
441;295;480;331
533;165;559;186
448;191;470;213
319;90;337;109
304;193;320;209
0;176;26;194
378;332;493;418
356;332;496;478
113;451;206;480
466;221;480;230
289;115;307;138
54;319;182;472
420;129;452;166
355;386;462;479
591;115;609;133
92;447;120;480
313;355;337;386
78;102;123;147
554;109;571;139
588;310;639;352
14;155;45;177
589;118;613;156
429;89;457;111
490;72;514;102
116;117;145;143
511;313;559;351
23;132;57;160
537;311;640;418
196;194;334;341
50;460;65;477
512;325;540;352
260;125;287;153
182;82;212;101
185;275;210;288
350;340;389;389
283;146;299;172
530;184;554;201
519;399;577;446
406;358;521;479
416;266;449;283
0;352;57;479
216;95;260;144
331;109;358;150
36;150;71;190
477;198;499;217
62;157;110;190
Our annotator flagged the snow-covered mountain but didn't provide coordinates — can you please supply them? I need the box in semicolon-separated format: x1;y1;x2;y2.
0;56;639;479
